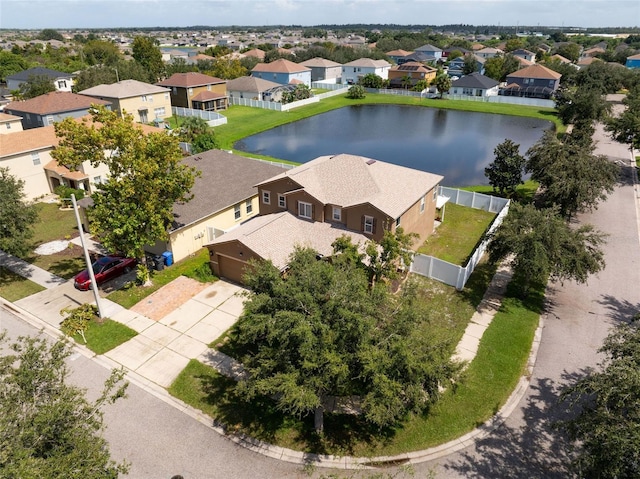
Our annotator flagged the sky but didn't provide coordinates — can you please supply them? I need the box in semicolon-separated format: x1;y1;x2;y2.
1;0;638;30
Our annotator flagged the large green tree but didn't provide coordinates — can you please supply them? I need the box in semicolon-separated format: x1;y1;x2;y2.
606;83;640;152
73;60;151;92
557;322;640;479
526;129;619;219
232;243;458;433
51;106;198;263
554;86;611;126
484;139;526;196
131;36;164;82
0;51;29;82
488;203;606;296
0;168;38;256
14;74;56;99
0;334;129;478
82;40;121;66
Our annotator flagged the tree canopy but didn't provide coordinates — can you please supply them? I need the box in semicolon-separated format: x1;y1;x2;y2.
487;203;606;295
484;139;526;196
0;167;38;256
557;321;640;479
0;334;129;478
131;36;164;82
526;129;619;219
231;236;458;433
51;106;198;261
606;83;640;152
14;74;56;99
433;73;452;97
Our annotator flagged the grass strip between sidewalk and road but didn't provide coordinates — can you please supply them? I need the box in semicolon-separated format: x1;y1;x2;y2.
168;272;544;457
72;318;137;355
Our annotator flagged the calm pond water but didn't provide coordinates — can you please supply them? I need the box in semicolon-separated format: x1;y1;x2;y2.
235;104;552;186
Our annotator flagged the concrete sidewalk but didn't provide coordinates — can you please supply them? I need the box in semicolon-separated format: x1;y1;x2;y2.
0;249;66;289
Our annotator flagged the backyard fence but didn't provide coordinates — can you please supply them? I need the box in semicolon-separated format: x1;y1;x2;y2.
410;188;510;290
229;95;320;111
171;107;227;127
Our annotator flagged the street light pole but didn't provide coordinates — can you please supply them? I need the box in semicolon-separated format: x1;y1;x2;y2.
71;194;106;318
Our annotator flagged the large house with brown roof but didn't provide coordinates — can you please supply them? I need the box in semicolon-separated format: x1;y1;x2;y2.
341;58;392;84
388;62;437;88
206;153;443;284
250;59;312;87
503;64;562;99
4;91;111;130
299;57;342;83
226;76;282;101
157;72;228;111
79;80;172;124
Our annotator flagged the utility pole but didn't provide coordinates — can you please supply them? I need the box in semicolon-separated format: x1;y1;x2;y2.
71;194;106;318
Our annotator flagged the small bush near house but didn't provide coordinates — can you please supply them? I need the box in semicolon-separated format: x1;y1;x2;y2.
54;185;85;207
347;85;366;99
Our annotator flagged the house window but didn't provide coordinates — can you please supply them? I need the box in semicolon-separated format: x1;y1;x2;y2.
31;152;41;166
93;176;102;184
363;215;374;234
5;123;10;130
298;201;313;219
148;95;153;103
433;187;438;200
262;190;270;204
278;194;286;208
332;206;341;221
420;195;426;213
46;115;54;124
395;217;401;228
245;200;253;215
141;95;148;102
57;80;67;89
234;204;241;220
154;107;165;117
172;87;177;94
463;88;473;95
165;92;170;100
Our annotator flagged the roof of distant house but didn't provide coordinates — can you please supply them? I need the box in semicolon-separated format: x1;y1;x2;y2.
507;64;562;80
80;79;169;99
242;48;266;59
0;112;23;123
172;149;289;230
157;72;225;88
299;57;342;68
385;49;412;57
4;91;110;115
342;58;391;68
451;72;499;89
415;44;442;53
251;58;310;73
190;91;227;102
226;76;282;92
627;53;640;60
256;153;443;220
7;67;74;81
390;61;437;73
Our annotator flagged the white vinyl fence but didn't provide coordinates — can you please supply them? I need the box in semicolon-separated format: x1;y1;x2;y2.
229;96;320;111
172;107;227;127
410;187;510;290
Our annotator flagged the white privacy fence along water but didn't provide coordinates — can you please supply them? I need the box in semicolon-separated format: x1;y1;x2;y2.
410;187;510;290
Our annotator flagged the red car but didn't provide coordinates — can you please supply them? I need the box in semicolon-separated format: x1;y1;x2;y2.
74;256;137;291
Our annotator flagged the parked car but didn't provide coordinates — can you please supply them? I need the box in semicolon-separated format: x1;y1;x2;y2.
74;256;137;291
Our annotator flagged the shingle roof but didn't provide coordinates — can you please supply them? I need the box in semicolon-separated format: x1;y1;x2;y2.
251;59;310;74
507;64;562;80
0;112;23;122
299;57;342;68
171;150;289;230
390;61;436;73
243;48;266;59
157;72;225;88
4;91;110;115
342;58;391;68
257;154;443;219
451;72;499;89
7;67;74;81
386;49;412;57
415;44;442;53
80;80;170;99
226;76;281;92
0;125;58;157
627;53;640;60
190;91;227;102
209;210;369;270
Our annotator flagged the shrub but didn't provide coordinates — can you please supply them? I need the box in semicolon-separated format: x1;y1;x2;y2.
54;185;85;207
347;84;366;99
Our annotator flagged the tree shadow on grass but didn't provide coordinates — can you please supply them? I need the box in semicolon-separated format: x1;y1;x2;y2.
196;372;396;456
444;373;582;478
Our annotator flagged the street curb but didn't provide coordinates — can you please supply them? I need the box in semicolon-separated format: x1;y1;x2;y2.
1;293;546;470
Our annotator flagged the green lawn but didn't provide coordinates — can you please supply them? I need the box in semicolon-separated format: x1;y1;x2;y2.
72;318;138;355
0;267;46;302
107;248;216;309
215;93;562;159
461;180;540;205
168;261;546;457
417;203;496;265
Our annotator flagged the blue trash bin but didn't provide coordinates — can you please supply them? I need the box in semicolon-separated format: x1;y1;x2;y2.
162;251;173;267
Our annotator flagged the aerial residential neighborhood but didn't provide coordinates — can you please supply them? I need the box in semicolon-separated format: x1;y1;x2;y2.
0;7;639;479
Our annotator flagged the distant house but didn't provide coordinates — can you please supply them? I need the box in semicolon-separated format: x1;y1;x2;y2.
0;112;24;133
250;59;312;87
242;48;266;61
386;49;412;64
414;44;443;61
341;58;391;84
447;54;486;78
226;76;282;101
475;47;504;59
157;72;228;111
397;51;435;65
6;67;75;93
449;72;499;97
299;57;342;83
4;91;111;130
145;150;290;263
388;62;437;88
441;47;471;60
626;53;640;69
503;64;562;99
206;153;443;284
80;80;172;124
510;49;536;63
